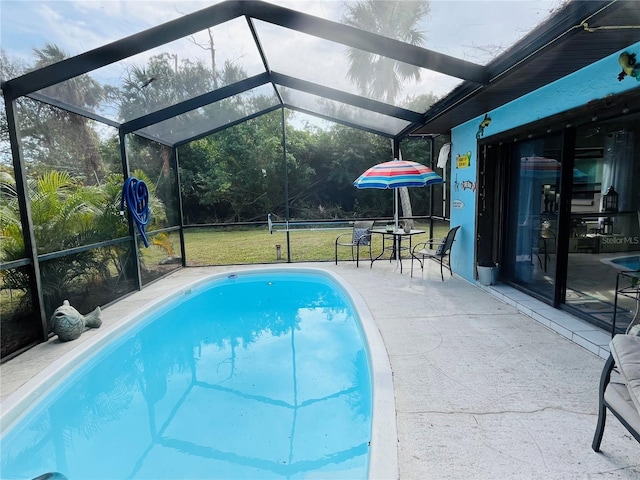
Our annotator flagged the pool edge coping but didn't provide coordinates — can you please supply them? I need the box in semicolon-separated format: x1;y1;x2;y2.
599;253;640;270
321;268;400;480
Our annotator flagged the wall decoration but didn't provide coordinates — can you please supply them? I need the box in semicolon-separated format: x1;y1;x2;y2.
453;174;476;192
452;199;465;210
617;51;639;81
476;113;492;139
456;151;471;169
461;180;476;192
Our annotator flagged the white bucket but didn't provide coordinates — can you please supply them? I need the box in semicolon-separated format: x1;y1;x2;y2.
477;265;498;285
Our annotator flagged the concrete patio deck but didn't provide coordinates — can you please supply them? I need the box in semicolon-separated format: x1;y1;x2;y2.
1;260;639;479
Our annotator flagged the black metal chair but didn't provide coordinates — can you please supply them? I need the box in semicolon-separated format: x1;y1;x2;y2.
335;221;374;267
411;226;460;281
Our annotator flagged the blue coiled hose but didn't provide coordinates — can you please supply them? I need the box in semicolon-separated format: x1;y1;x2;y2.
120;177;150;247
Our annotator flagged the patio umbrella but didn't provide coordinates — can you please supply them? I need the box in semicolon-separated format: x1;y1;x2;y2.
521;155;588;182
353;159;444;230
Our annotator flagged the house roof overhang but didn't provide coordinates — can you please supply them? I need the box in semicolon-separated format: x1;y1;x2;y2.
410;0;640;136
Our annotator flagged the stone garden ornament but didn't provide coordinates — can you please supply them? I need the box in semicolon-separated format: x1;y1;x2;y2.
50;300;102;342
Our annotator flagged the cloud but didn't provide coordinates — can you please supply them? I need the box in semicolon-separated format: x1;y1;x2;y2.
426;0;556;64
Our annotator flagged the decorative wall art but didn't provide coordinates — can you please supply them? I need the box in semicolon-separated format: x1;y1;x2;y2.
452;199;465;210
456;151;471;169
476;113;492;139
617;51;640;81
461;180;476;192
453;174;477;192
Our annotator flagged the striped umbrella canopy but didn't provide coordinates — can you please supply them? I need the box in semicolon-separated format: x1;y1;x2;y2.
521;156;588;181
354;159;444;232
353;159;443;189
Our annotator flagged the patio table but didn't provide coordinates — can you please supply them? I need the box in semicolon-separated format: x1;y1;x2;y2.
370;228;425;274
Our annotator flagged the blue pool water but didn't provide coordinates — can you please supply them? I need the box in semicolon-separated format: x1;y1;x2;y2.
0;272;372;479
611;255;640;271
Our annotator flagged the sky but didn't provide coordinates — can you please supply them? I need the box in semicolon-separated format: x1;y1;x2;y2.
0;0;561;125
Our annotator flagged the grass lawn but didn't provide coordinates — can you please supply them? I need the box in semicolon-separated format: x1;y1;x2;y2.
178;221;451;266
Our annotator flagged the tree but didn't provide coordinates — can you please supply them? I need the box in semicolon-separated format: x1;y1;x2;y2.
0;49;28;166
306;125;390;217
342;0;430;104
23;44;106;183
186;111;301;223
342;0;431;228
116;53;267;224
402;92;440;113
0;170;106;310
1;47;106;182
117;53;217;214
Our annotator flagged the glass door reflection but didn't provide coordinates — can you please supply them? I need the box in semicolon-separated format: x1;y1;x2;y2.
505;136;562;300
565;122;640;332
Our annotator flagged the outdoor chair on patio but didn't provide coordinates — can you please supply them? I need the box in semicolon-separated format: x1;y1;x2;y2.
592;315;640;452
335;221;374;268
411;225;460;281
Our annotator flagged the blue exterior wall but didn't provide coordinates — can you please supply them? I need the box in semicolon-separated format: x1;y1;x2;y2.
449;41;640;282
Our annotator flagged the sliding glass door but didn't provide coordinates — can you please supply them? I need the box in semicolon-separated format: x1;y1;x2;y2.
504;134;563;300
565;118;640;332
493;114;639;331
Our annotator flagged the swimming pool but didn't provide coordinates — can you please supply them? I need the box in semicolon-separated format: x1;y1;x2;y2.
0;269;396;479
601;254;640;271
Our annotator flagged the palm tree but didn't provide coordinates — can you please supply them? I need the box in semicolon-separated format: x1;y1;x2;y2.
0;171;105;311
0;168;170;318
342;0;430;104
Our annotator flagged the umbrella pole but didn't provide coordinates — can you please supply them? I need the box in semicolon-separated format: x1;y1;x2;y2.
394;188;399;230
394;188;400;265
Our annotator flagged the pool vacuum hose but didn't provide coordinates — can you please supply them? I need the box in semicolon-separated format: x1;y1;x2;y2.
120;177;150;247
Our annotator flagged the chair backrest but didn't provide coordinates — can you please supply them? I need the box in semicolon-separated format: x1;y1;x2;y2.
436;225;460;256
353;221;374;245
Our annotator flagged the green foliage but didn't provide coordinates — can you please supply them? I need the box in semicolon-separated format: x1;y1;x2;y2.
401;92;440;113
13;45;106;183
0;169;169;317
178;111;296;223
3;37;442;229
310;126;391;217
177;116;402;223
1;171;99;256
176;138;220;223
3;38;441;249
0;171;106;312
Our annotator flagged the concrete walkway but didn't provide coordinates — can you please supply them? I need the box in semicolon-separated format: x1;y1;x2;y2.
333;260;639;479
1;260;639;479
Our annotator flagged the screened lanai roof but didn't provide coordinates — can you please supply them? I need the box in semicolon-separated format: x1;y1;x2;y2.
2;0;639;147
